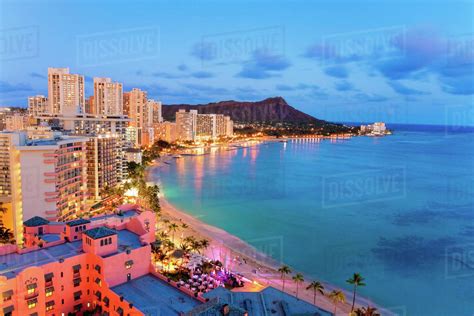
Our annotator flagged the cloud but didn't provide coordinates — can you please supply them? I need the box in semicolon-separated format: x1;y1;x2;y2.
30;72;46;79
191;42;216;61
324;65;349;78
236;50;291;79
355;93;388;103
191;71;214;79
276;83;320;91
151;72;184;79
0;81;33;93
387;81;428;95
334;80;354;91
177;64;188;71
181;83;229;95
440;76;474;95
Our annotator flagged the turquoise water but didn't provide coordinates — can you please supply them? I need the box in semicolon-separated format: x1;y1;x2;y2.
149;126;474;316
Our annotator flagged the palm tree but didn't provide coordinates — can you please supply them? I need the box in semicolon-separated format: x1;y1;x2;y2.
354;306;380;316
346;273;366;312
306;281;325;305
168;223;179;244
328;290;346;315
292;273;304;299
181;223;189;229
199;238;210;250
278;265;292;292
157;231;169;240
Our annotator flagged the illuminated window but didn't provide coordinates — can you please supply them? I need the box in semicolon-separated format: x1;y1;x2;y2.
27;298;37;309
27;283;37;294
45;287;54;297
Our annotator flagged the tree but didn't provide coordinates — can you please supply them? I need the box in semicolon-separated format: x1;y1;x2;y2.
0;227;14;244
199;238;210;251
306;281;324;305
168;223;179;244
354;306;380;316
292;273;304;299
278;265;292;292
346;273;366;312
329;290;346;315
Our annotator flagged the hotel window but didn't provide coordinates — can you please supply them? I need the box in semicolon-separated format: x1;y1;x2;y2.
27;298;37;309
45;287;54;297
94;265;101;274
44;272;54;284
125;260;134;269
46;300;55;311
27;283;37;294
3;305;14;316
73;291;82;301
103;297;109;307
74;303;82;311
73;278;81;287
73;264;81;274
2;290;13;302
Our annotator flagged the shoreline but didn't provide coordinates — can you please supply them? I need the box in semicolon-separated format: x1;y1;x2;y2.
150;151;391;315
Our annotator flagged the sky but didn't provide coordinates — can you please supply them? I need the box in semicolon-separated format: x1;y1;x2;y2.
0;0;473;125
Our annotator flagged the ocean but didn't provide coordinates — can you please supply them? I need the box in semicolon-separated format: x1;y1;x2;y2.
148;125;474;316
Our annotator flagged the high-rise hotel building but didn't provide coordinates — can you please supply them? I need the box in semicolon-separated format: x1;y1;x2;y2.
86;134;120;201
0;132;89;244
47;68;85;115
93;78;123;116
176;109;198;141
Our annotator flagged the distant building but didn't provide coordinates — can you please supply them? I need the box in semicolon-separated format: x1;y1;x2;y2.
28;95;48;116
93;77;123;116
47;67;85;115
124;147;143;164
156;121;177;143
26;125;62;140
225;115;234;137
197;114;217;140
5;113;28;131
85;95;95;114
176;109;197;141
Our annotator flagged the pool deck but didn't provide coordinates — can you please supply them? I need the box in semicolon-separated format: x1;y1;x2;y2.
111;274;200;315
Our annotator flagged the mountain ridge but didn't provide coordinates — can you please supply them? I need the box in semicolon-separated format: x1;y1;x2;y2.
162;97;326;124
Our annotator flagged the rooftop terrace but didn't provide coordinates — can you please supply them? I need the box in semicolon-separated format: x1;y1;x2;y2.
0;241;82;279
111;274;200;315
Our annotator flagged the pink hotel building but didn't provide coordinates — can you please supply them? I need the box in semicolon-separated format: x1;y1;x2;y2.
0;208;156;316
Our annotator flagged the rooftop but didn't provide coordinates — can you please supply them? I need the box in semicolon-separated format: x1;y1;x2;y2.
84;227;117;240
66;218;91;227
111;274;200;314
24;216;49;227
0;241;82;279
203;287;333;316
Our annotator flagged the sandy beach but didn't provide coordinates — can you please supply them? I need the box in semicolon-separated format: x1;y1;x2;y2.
151;151;390;315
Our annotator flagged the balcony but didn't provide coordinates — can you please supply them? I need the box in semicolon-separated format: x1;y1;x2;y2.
44;172;57;177
44;178;56;184
43;159;56;164
73;272;81;279
25;290;38;300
